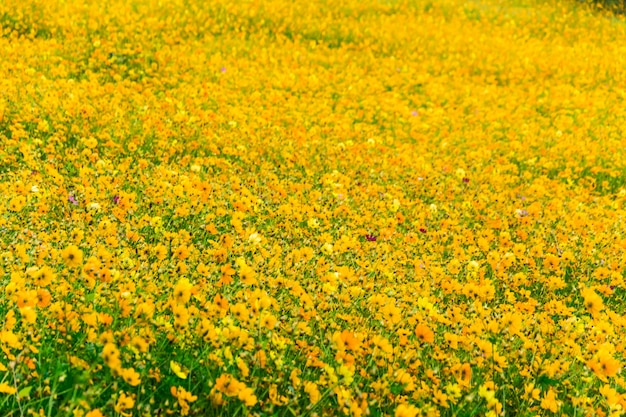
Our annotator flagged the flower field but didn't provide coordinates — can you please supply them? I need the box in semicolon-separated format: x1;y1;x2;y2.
1;0;626;415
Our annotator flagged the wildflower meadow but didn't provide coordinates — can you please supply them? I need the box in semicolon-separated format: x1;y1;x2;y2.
1;0;626;415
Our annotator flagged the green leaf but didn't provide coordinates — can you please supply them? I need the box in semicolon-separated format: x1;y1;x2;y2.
536;374;559;389
389;383;405;395
17;386;32;400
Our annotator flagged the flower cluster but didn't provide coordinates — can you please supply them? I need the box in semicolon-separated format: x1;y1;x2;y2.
1;0;626;415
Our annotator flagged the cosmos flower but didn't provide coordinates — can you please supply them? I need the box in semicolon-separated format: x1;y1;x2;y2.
61;245;84;268
414;324;435;344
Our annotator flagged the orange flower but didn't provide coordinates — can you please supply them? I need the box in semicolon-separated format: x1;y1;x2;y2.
339;330;361;351
414;324;435;344
218;264;236;286
238;386;257;407
174;245;190;260
36;289;52;308
214;374;241;397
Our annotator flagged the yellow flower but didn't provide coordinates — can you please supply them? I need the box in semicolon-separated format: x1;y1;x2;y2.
61;245;83;268
238;386;257;407
8;196;26;212
34;266;55;287
261;313;278;330
231;302;249;322
597;352;621;378
102;343;121;371
19;307;37;324
172;304;190;328
153;244;168;260
588;348;621;380
0;382;16;394
173;278;193;305
540;388;559;413
170;361;189;379
0;331;22;350
455;363;472;387
114;392;135;417
130;336;150;353
303;381;321;404
171;386;198;416
381;304;402;325
395;369;415;392
581;287;604;317
239;265;257;286
120;367;141;386
395;403;419;417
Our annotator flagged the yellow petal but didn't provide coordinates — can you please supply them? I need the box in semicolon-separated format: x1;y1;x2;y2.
170;361;188;379
0;382;16;394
